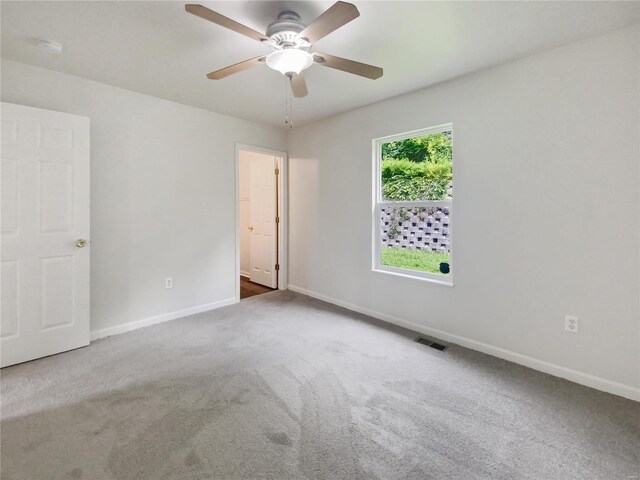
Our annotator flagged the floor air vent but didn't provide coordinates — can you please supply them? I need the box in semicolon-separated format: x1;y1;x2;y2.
415;337;449;351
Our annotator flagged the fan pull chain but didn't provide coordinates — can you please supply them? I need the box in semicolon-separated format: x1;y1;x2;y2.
284;76;294;129
284;77;289;127
289;86;294;129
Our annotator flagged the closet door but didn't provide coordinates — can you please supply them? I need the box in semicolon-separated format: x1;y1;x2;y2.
248;154;277;288
1;102;90;367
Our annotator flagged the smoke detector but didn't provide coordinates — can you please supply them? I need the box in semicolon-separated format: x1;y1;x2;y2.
36;39;63;54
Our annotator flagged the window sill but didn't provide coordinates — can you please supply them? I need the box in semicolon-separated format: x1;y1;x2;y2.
372;267;454;287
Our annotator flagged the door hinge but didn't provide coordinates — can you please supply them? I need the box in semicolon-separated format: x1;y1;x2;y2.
275;216;280;223
275;168;280;175
275;263;280;271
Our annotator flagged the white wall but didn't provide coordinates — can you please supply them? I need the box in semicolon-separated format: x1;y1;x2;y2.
287;26;640;398
1;60;287;336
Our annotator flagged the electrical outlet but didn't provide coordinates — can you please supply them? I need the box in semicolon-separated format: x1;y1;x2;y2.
165;277;173;289
565;315;579;333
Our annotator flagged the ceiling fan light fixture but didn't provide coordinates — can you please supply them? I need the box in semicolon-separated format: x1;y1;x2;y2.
266;49;313;76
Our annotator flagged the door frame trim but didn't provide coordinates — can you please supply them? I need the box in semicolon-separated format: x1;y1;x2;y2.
235;143;288;301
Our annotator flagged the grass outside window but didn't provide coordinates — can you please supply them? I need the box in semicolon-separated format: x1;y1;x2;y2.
381;247;449;275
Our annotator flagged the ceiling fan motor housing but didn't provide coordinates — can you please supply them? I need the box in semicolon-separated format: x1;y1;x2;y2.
186;2;383;92
266;11;309;48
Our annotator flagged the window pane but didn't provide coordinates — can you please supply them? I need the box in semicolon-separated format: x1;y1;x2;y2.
380;206;451;275
381;131;452;201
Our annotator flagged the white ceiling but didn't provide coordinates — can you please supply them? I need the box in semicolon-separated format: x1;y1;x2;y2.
2;1;638;128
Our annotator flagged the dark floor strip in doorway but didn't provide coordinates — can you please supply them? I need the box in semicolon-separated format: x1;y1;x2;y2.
240;276;276;299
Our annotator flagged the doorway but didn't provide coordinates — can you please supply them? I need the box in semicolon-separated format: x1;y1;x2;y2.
236;145;287;301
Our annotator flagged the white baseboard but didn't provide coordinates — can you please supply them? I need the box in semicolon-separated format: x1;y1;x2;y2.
240;270;250;278
288;284;640;402
90;297;237;341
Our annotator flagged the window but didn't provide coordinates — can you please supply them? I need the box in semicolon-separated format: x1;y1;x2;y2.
373;124;453;284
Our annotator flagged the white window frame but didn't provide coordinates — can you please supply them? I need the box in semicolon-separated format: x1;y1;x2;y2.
372;123;454;286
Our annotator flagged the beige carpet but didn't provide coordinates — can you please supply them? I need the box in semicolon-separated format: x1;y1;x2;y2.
1;291;638;479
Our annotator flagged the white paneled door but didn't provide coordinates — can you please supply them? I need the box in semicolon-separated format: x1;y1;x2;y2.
248;154;277;288
1;102;90;367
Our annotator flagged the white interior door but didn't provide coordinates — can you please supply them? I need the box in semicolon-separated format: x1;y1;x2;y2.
248;154;277;288
1;102;90;367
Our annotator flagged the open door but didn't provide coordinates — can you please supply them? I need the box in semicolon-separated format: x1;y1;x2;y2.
248;153;278;288
1;102;90;367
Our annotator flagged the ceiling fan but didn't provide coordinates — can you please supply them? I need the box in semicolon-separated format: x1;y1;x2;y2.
185;1;383;98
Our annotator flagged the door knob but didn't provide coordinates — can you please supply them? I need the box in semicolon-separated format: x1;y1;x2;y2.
248;226;254;232
75;239;87;248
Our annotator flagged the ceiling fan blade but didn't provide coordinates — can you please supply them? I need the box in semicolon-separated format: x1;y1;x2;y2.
313;53;383;79
290;73;308;98
206;56;266;80
185;4;268;43
296;1;359;44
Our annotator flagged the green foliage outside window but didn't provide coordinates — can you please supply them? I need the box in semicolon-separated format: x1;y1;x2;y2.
381;132;452;201
382;132;452;164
